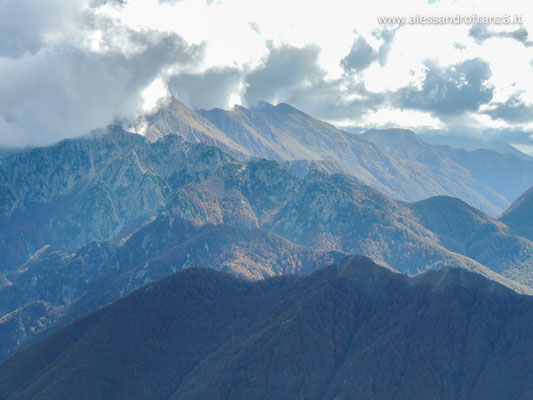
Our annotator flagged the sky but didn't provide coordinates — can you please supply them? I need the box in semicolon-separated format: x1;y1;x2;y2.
1;0;533;152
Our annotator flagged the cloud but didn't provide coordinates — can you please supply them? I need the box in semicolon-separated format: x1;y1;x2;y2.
248;21;261;34
168;67;242;110
419;125;533;151
485;95;533;124
0;2;203;147
90;0;125;6
340;36;376;72
0;0;86;58
340;28;397;72
241;43;386;121
469;24;533;47
163;43;385;121
2;0;530;147
284;80;387;122
243;44;325;106
393;58;494;118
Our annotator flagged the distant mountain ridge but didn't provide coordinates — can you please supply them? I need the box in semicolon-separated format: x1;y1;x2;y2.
146;98;521;215
418;133;533;160
1;256;533;400
500;186;533;241
361;128;533;205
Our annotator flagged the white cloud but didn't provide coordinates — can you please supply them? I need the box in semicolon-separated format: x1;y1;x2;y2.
2;0;533;146
0;1;202;147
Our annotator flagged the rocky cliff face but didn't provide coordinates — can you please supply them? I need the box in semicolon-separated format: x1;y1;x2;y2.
0;127;234;270
1;129;532;289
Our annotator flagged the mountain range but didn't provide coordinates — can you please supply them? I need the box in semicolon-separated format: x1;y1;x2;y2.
148;98;533;215
0;99;532;379
1;256;532;400
1;123;533;360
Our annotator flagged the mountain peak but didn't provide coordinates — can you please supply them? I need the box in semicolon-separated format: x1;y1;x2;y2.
409;267;511;295
361;128;423;145
232;104;250;112
365;128;417;135
273;103;304;114
246;101;304;115
335;255;400;291
503;186;533;215
413;195;480;214
248;100;274;111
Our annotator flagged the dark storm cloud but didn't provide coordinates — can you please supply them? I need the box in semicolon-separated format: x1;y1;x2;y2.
469;24;533;47
340;28;397;72
485;96;533;124
168;67;242;110
243;44;326;106
0;2;203;147
393;58;494;118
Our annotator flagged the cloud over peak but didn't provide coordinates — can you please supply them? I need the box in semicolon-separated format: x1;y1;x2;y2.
1;0;533;149
0;0;202;147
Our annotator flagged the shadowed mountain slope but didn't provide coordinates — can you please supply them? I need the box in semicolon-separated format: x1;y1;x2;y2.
0;216;343;361
411;195;533;286
1;256;533;400
500;186;533;241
